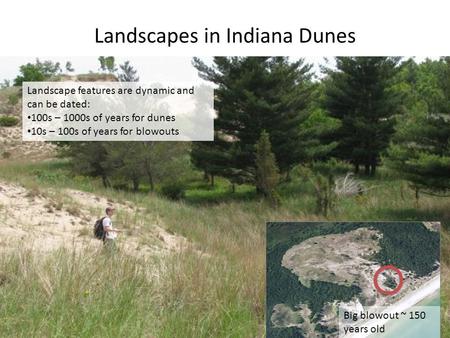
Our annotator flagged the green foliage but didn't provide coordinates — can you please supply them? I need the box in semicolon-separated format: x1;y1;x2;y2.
32;167;71;185
0;115;19;126
14;63;45;84
191;136;234;187
184;177;256;205
59;141;191;192
118;61;139;82
55;61;191;191
387;57;450;195
308;158;351;177
7;93;19;105
384;274;397;290
0;88;19;115
105;142;147;191
65;61;74;73
192;57;317;185
374;222;440;277
324;57;400;175
58;141;111;187
255;131;280;206
13;58;62;86
294;160;349;216
299;108;340;160
0;247;259;338
98;56;117;74
161;181;186;200
310;173;335;216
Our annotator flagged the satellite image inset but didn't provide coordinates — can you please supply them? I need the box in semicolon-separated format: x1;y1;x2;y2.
266;222;440;338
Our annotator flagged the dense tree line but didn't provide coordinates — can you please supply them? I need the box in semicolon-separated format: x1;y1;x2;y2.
62;141;189;192
55;60;191;193
387;57;450;197
374;222;440;277
10;57;449;200
191;56;449;201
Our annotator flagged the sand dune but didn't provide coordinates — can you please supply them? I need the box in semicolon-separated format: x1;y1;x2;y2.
0;180;189;256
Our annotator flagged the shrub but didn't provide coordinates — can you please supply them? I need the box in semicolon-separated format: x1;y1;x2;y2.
8;93;19;106
0;115;19;127
160;182;186;200
255;131;281;207
13;59;61;86
295;165;336;216
32;169;68;185
66;205;81;217
310;173;335;216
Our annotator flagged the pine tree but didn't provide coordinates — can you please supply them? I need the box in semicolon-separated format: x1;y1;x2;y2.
118;61;139;82
387;57;450;196
192;57;314;185
65;61;74;73
191;134;232;186
98;56;116;74
300;81;341;164
324;57;400;175
255;131;280;205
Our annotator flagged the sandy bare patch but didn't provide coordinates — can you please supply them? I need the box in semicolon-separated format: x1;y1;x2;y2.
0;181;190;257
423;221;440;232
65;188;189;252
281;228;384;306
282;228;382;288
271;303;320;337
0;126;56;161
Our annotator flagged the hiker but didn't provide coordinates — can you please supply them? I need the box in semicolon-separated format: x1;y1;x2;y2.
102;206;121;250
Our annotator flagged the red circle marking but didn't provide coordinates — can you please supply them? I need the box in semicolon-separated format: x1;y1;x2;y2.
373;265;404;296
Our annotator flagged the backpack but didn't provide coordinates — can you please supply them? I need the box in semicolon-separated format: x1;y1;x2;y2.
94;217;106;240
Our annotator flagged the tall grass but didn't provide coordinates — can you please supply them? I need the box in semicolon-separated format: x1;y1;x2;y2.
0;246;260;338
0;248;153;337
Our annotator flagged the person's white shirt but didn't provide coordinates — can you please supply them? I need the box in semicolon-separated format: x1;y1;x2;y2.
103;216;117;240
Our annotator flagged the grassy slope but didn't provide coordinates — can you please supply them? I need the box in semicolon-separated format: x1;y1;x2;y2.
0;160;449;337
0;86;20;106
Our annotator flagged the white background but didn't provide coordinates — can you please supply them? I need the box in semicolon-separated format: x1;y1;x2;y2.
1;0;449;56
